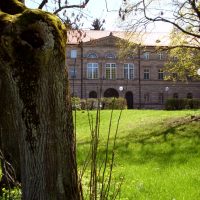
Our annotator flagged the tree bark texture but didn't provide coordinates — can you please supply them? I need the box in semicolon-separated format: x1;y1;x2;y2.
0;0;81;199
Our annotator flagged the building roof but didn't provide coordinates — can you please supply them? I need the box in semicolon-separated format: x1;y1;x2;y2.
67;30;170;46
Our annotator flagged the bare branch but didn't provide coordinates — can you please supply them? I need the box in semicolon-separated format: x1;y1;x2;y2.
141;0;200;38
54;0;90;14
38;0;48;9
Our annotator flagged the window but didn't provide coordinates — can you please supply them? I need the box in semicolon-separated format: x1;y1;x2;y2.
124;64;134;79
173;93;178;99
143;52;150;60
105;53;116;59
87;53;98;58
87;63;98;79
158;69;164;80
71;49;77;58
187;93;193;99
105;63;116;79
158;93;164;104
69;67;77;78
144;93;150;102
144;68;150;80
158;52;163;60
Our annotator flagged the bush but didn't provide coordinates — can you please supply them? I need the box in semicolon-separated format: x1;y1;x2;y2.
85;98;98;110
102;97;127;110
71;97;127;110
165;98;200;110
71;97;81;110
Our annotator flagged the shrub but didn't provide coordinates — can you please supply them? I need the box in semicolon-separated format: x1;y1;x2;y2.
85;98;98;110
165;98;200;110
71;97;127;110
71;97;81;110
102;97;127;110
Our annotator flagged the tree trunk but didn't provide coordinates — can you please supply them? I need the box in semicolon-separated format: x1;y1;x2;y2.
0;0;81;199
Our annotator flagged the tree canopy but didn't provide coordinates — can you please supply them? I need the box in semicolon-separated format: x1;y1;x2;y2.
120;0;200;79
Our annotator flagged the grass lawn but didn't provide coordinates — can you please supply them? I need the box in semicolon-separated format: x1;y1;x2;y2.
76;109;200;199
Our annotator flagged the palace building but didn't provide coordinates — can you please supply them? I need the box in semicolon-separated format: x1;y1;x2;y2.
66;30;200;109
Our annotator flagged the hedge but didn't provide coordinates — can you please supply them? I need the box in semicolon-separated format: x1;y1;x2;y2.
71;97;127;110
165;98;200;110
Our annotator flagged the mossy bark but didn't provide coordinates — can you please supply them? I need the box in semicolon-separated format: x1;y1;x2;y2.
0;1;81;199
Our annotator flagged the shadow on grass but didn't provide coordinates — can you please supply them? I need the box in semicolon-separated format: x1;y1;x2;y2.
77;118;200;168
114;120;200;167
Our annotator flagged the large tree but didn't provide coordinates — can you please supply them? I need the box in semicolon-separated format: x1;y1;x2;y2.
0;0;89;199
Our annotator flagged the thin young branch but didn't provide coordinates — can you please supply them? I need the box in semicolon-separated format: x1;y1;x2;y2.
54;0;90;14
142;0;200;38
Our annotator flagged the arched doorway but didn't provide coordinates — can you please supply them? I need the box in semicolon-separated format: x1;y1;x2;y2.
104;88;119;98
125;91;133;109
89;91;97;98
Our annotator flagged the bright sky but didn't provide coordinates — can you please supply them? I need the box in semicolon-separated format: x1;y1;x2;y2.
26;0;172;32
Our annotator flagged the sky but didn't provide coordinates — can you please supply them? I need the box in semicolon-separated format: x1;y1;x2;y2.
26;0;172;32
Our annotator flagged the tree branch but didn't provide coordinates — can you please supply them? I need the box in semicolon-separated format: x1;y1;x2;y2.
38;0;48;9
142;0;200;39
53;0;90;14
189;0;200;20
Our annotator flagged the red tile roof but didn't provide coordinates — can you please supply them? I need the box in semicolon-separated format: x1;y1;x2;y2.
67;30;170;46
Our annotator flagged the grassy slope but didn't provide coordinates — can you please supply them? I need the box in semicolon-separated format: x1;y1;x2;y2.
76;110;200;199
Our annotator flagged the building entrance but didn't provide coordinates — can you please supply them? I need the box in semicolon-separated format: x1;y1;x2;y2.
125;91;133;109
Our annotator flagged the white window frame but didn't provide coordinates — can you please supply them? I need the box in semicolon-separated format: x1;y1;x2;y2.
124;63;134;80
105;63;116;79
143;52;150;60
158;52;163;60
87;63;99;79
71;49;77;58
158;69;164;80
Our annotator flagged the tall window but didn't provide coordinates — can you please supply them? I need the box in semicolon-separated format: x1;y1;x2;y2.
158;69;164;80
144;68;150;80
87;63;98;79
158;52;163;60
143;52;150;60
124;64;134;79
69;67;77;79
71;49;77;58
106;63;116;79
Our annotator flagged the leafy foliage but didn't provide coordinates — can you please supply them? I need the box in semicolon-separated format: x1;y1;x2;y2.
165;98;200;110
164;29;200;80
72;97;127;110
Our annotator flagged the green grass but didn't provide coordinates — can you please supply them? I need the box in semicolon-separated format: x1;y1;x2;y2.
76;109;200;199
